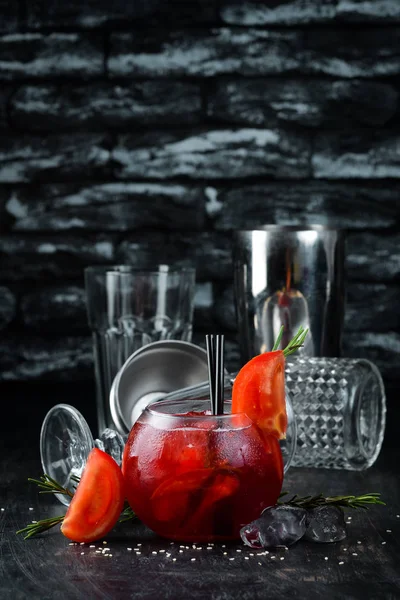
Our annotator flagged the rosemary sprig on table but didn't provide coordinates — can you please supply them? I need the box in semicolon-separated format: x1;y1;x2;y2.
278;491;385;510
26;474;78;498
272;325;309;356
119;505;137;523
16;515;65;540
16;474;138;539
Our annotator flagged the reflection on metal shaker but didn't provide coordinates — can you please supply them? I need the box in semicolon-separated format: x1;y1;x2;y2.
232;226;346;364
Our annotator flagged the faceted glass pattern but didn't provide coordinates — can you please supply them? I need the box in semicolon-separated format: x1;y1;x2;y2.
285;357;386;470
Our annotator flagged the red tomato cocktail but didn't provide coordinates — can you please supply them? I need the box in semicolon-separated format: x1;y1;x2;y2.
122;399;283;542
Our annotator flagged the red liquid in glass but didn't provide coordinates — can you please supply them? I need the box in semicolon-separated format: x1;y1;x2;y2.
122;410;283;542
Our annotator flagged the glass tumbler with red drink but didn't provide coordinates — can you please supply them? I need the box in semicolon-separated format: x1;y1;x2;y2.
122;329;306;543
122;398;284;542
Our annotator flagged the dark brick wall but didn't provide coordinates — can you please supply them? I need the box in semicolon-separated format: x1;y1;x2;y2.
0;1;399;443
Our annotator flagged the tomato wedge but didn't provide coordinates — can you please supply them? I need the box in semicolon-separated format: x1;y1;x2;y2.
151;468;213;522
61;448;125;543
151;468;240;526
231;350;287;440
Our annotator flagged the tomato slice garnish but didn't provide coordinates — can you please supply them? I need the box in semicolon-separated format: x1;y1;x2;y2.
61;448;125;543
151;467;240;528
231;350;287;439
151;468;213;522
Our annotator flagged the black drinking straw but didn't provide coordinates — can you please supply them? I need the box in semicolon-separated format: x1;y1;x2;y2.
215;334;225;415
206;334;225;415
206;334;216;413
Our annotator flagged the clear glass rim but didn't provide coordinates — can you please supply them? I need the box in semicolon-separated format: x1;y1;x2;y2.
144;398;252;426
84;264;196;276
355;359;386;463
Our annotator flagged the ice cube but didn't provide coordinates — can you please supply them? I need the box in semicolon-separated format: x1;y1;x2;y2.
304;506;347;543
95;428;126;465
240;505;307;549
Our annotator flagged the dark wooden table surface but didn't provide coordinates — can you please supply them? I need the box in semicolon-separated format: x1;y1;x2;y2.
1;385;400;600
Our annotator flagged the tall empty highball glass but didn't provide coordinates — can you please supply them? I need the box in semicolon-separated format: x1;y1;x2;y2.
85;265;196;435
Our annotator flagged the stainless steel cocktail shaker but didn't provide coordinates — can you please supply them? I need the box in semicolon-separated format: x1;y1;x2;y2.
232;226;346;364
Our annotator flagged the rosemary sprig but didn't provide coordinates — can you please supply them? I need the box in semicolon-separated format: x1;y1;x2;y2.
278;491;385;510
26;474;75;498
16;515;65;540
119;505;138;523
271;325;309;357
271;326;284;351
